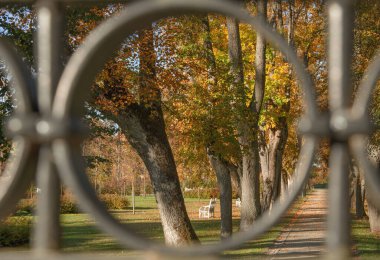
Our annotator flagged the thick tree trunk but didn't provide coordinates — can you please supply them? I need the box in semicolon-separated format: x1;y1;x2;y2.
366;144;380;233
260;127;282;212
207;151;232;239
114;26;198;246
368;198;380;233
227;16;261;231
350;164;366;218
118;105;198;246
239;130;262;231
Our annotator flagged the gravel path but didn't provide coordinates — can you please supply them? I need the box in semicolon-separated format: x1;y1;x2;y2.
267;189;328;259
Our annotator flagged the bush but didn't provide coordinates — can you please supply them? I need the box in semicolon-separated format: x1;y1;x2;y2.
16;196;80;215
60;194;80;214
100;194;129;210
16;199;36;216
0;217;31;247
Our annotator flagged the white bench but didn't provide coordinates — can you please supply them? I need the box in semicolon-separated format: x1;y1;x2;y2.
199;198;216;218
235;198;241;207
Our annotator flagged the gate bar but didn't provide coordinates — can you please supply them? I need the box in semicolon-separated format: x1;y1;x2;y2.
327;0;354;258
33;0;64;253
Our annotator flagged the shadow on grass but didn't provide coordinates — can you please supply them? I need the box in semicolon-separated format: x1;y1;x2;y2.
352;218;380;258
61;204;300;257
62;217;283;257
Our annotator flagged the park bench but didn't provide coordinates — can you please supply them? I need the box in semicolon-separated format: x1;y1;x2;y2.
235;198;241;207
198;198;216;218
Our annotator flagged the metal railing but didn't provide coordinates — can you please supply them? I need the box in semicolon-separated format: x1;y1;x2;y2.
0;0;379;259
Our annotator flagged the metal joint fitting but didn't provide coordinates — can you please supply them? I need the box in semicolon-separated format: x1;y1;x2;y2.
5;115;88;143
298;110;372;141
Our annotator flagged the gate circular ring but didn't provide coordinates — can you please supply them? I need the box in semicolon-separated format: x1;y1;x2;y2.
0;40;38;220
52;0;319;255
351;52;380;210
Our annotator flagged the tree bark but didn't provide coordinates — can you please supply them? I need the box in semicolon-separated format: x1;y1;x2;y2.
227;16;262;231
254;0;268;113
207;151;232;239
228;162;242;199
273;118;288;204
354;172;366;219
260;126;283;211
114;26;198;246
280;169;288;202
350;163;366;218
366;144;380;233
368;198;380;233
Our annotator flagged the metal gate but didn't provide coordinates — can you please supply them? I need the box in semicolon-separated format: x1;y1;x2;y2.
0;0;379;259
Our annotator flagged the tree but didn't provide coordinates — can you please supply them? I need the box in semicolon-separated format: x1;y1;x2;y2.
353;0;380;233
0;4;200;245
201;15;233;239
0;6;34;174
259;0;290;212
227;14;262;230
92;22;199;244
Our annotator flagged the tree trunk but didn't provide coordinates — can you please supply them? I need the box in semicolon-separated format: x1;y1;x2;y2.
365;144;380;233
228;162;242;199
239;132;262;231
207;151;232;239
260;126;282;212
272;119;288;204
254;0;268;114
280;169;288;202
118;104;198;246
114;26;198;245
350;163;366;218
354;172;366;219
368;198;380;233
227;16;262;231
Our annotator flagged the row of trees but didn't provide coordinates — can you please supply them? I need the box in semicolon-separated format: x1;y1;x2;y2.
0;0;379;244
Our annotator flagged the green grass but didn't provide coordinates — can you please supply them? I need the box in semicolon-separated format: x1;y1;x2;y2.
352;217;380;259
59;195;303;257
1;195;303;258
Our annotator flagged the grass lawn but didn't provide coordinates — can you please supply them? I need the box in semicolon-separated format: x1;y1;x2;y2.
0;195;303;258
352;217;380;259
60;195;303;257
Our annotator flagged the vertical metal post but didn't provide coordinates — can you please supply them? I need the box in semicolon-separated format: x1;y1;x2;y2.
327;144;351;258
33;0;64;254
327;0;354;258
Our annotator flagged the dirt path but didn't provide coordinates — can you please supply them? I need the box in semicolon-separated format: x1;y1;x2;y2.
267;188;328;259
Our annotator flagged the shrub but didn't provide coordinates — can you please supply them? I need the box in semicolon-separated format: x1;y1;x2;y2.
0;217;31;247
100;194;129;210
16;199;36;216
60;194;80;214
16;195;80;215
